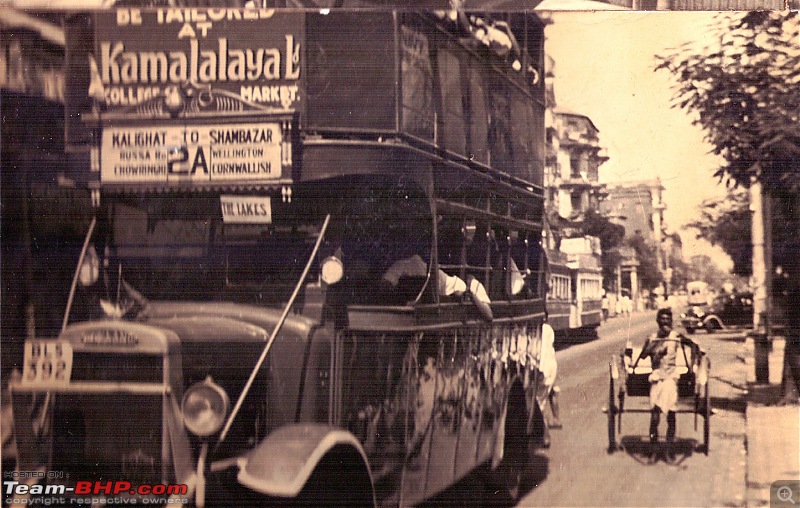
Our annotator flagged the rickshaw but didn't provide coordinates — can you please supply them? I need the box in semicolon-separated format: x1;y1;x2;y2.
605;335;711;455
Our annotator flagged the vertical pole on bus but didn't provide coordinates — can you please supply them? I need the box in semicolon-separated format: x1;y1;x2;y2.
218;214;331;444
62;216;97;333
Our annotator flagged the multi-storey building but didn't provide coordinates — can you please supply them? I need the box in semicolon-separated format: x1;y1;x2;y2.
545;108;608;230
601;178;666;247
601;178;668;299
543;59;623;321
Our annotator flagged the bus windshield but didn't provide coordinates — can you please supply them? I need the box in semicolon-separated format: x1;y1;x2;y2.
103;177;432;307
107;194;323;304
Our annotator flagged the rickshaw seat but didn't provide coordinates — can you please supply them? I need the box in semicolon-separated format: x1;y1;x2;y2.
624;345;696;398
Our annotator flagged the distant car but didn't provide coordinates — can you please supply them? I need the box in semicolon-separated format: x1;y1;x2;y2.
681;292;753;334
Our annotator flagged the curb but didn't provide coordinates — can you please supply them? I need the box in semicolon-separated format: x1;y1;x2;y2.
743;337;800;507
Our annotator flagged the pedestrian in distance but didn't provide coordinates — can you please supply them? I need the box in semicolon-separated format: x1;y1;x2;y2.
536;315;562;448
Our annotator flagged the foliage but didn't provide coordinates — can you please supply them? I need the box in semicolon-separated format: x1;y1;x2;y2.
668;256;690;291
656;12;800;192
661;232;690;290
685;254;733;290
626;233;662;291
581;209;626;253
580;209;626;288
658;13;800;402
685;188;752;277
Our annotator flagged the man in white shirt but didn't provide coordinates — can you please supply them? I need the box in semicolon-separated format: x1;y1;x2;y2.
536;316;562;447
382;254;492;320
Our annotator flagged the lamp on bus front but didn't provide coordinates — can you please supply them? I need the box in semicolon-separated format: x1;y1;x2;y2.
321;256;344;285
182;377;230;437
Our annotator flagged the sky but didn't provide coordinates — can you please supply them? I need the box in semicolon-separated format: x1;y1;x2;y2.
544;10;735;270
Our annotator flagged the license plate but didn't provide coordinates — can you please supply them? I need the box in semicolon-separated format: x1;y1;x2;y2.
22;339;73;384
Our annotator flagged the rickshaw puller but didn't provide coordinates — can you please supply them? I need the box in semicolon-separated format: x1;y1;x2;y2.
640;308;680;461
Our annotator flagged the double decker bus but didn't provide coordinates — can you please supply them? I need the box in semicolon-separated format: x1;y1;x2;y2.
10;8;548;506
546;250;603;337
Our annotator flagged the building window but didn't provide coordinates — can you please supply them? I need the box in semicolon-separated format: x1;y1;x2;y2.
571;191;582;213
570;155;581;178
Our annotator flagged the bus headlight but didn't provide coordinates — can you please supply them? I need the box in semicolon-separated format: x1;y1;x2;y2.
321;256;344;285
182;377;229;437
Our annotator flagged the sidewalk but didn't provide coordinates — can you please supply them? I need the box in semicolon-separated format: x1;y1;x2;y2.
743;336;800;507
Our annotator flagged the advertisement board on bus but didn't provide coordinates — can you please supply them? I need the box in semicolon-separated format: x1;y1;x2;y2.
91;9;304;114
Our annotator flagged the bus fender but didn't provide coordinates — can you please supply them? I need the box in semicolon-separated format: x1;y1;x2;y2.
237;423;373;498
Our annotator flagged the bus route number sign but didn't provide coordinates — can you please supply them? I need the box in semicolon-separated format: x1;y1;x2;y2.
101;122;283;185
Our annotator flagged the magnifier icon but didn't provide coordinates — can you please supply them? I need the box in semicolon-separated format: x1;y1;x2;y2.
778;485;796;504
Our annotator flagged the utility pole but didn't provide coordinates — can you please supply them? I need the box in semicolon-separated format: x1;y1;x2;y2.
750;180;769;383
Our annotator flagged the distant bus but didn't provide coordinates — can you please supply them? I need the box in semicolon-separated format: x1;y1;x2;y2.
547;250;602;335
687;280;710;306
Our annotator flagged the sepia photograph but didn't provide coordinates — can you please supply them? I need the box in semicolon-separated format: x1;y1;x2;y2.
0;4;798;507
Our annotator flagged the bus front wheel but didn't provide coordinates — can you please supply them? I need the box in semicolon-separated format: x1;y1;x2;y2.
294;445;375;507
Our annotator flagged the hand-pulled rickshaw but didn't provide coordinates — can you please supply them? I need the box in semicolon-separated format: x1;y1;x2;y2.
605;335;711;455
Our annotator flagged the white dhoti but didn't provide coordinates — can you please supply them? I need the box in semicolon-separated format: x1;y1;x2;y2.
537;323;557;410
649;375;678;412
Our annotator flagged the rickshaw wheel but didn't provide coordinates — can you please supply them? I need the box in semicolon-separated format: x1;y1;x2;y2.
703;382;711;454
608;364;617;453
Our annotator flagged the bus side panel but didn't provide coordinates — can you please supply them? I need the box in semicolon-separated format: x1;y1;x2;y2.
569;301;581;329
305;11;397;132
339;320;536;506
453;328;487;481
548;300;571;333
397;326;491;505
581;299;603;328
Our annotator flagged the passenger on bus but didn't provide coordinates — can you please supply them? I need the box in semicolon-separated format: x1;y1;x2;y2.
640;308;680;462
509;257;526;296
381;254;492;320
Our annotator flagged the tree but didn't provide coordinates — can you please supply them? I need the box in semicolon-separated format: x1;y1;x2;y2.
656;12;800;192
686;254;731;290
626;233;661;292
580;209;626;287
657;11;800;403
685;188;752;277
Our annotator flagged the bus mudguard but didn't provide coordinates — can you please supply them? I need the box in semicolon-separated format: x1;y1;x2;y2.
237;423;374;499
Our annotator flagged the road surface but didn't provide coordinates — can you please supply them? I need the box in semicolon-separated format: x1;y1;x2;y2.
516;310;748;507
423;310;748;507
